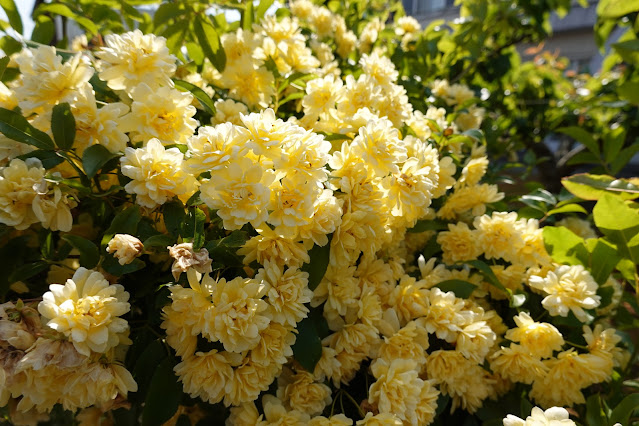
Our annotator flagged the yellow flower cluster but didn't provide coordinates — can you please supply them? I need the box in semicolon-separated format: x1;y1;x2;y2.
0;292;135;414
162;264;313;407
0;158;76;232
0;2;628;422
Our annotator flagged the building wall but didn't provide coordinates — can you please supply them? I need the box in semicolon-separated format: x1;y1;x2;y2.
405;0;605;72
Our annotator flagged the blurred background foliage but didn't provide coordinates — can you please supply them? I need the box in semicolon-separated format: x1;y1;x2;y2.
1;0;636;194
0;0;638;424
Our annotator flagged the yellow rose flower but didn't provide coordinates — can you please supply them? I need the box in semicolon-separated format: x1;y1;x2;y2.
120;138;198;208
97;29;176;94
38;268;130;357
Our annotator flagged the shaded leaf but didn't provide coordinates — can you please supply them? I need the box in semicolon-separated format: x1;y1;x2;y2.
51;103;75;150
141;357;181;426
61;234;99;269
433;279;476;298
8;261;49;284
193;15;226;72
102;253;145;276
219;230;249;248
133;340;167;397
180;207;206;250
292;310;323;372
82;144;118;179
0;107;54;150
609;393;639;426
35;4;98;35
301;237;331;291
101;205;141;248
0;56;9;80
163;201;186;237
143;234;174;249
0;0;22;34
468;260;509;296
557;127;599;155
408;219;448;232
17;149;64;169
174;79;216;115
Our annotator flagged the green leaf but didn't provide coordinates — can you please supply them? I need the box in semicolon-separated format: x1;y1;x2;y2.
193;15;226;72
586;238;621;285
0;107;54;150
51;103;75;150
543;226;589;266
219;230;249;248
143;234;175;249
0;0;22;34
243;0;253;30
35;4;98;35
467;260;504;291
141;357;182;426
102;253;145;276
617;258;637;286
0;55;9;80
153;3;183;28
597;0;639;18
61;234;99;269
133;340;167;397
163;201;186;237
562;174;639;201
17;149;64;169
30;15;55;45
618;81;639;105
301;237;331;291
612;40;639;64
586;394;608;426
0;35;21;56
433;279;476;298
279;91;305;106
180;207;206;250
186;190;203;207
101;205;142;248
609;393;639;426
467;260;509;296
612;144;639;175
40;229;54;260
256;0;275;20
82;144;118;179
58;236;93;269
185;42;204;66
593;195;639;265
594;195;639;231
462;128;484;142
557;126;599;156
546;203;588;216
292;310;323;372
8;261;49;284
408;219;448;233
174;80;216;115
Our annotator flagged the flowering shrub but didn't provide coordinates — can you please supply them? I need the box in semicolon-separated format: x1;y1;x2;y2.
0;0;637;425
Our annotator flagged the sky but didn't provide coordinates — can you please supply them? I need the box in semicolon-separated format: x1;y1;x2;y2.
0;0;36;38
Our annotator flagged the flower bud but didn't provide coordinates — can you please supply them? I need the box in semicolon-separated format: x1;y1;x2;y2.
106;234;144;265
